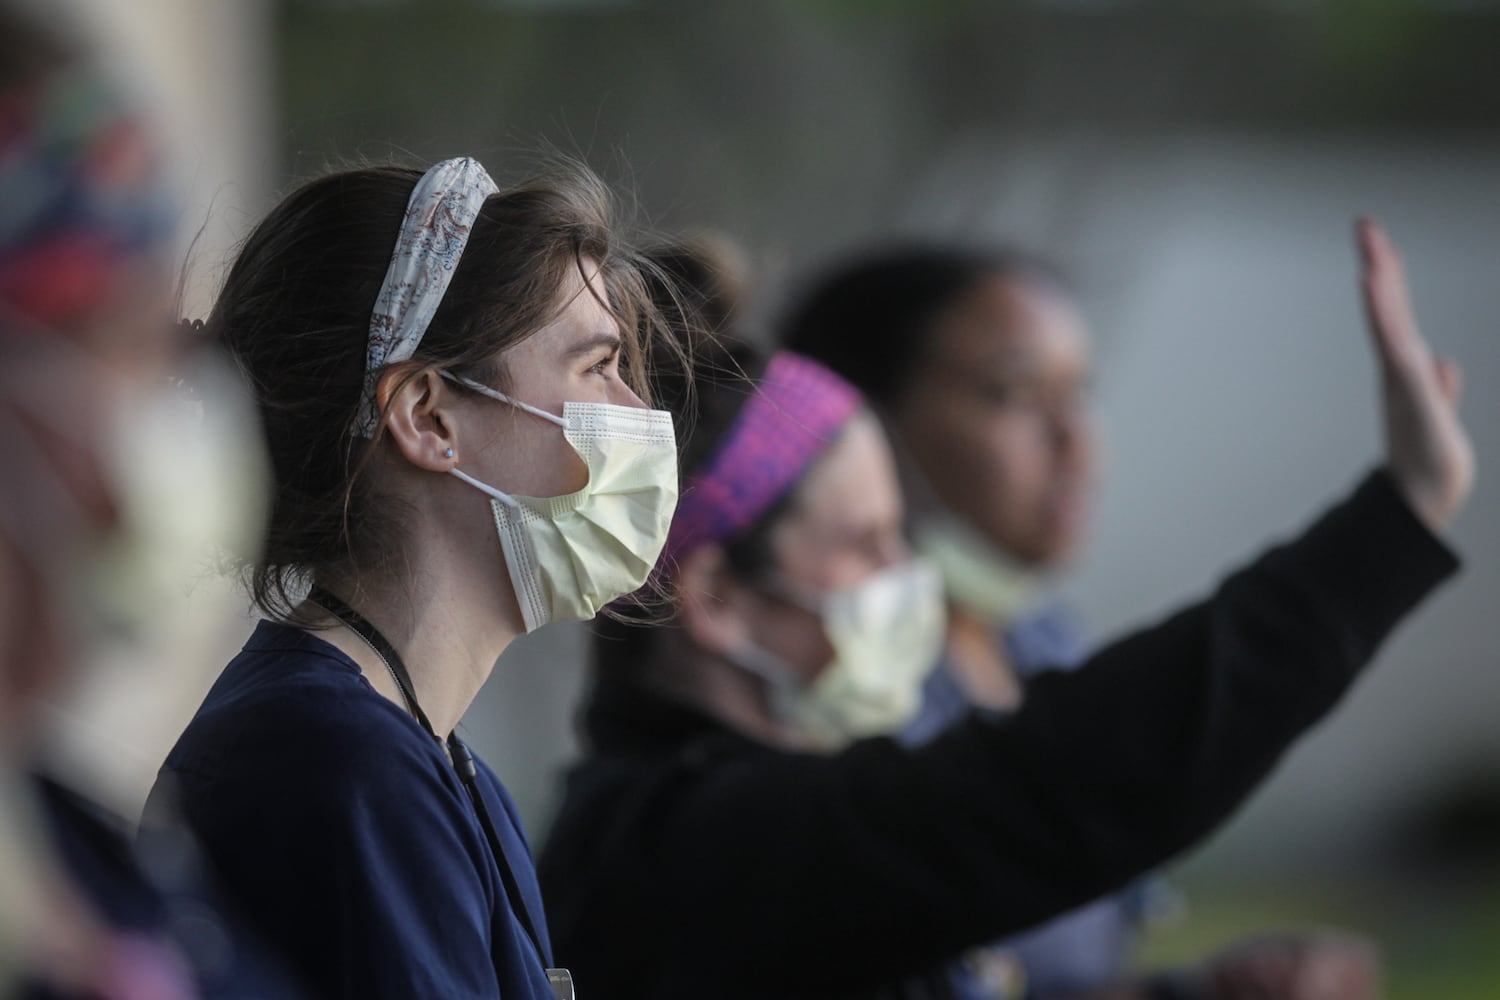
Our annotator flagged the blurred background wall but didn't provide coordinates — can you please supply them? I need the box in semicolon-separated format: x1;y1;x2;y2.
102;0;1499;988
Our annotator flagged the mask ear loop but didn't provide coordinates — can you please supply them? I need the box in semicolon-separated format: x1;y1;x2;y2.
448;468;521;511
726;641;802;689
438;373;570;510
439;371;568;427
747;567;831;619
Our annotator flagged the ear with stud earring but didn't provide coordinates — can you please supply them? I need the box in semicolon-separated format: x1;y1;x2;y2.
444;448;454;459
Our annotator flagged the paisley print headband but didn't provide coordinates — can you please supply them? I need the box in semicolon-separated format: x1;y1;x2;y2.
354;156;499;436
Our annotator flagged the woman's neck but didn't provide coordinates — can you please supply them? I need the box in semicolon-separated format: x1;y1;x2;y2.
944;606;1022;712
307;549;522;738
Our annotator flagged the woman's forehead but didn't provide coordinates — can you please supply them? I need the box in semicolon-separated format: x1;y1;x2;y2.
501;262;619;360
784;415;901;536
931;275;1090;370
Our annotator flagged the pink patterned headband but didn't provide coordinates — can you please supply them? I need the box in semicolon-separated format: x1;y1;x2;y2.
354;156;499;436
661;351;863;574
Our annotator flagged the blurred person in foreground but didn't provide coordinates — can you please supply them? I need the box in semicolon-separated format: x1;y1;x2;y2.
537;221;1470;1000
0;5;297;997
785;244;1391;999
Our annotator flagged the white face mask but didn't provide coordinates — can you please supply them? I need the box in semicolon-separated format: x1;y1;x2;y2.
445;375;679;633
914;515;1038;625
1;353;269;818
734;559;947;747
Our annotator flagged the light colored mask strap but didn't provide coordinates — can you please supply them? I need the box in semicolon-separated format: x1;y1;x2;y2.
441;372;568;428
729;642;801;689
449;468;522;510
355;157;500;437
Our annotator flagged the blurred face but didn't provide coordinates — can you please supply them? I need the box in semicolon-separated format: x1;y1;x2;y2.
893;274;1096;570
738;413;909;682
0;266;184;747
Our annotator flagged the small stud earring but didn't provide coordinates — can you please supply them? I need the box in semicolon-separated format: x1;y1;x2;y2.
444;448;454;459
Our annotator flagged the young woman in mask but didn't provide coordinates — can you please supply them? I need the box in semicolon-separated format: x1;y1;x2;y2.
141;158;681;1000
784;246;1384;1000
536;221;1471;1000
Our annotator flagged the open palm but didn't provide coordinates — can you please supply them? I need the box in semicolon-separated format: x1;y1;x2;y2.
1358;218;1474;532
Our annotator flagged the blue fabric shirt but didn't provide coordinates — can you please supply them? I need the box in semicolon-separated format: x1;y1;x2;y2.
142;620;555;1000
26;773;309;1000
905;605;1145;1000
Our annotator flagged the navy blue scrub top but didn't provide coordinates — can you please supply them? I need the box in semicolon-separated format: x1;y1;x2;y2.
143;620;556;1000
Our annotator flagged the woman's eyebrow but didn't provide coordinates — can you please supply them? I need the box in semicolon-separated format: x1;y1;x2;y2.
565;332;622;358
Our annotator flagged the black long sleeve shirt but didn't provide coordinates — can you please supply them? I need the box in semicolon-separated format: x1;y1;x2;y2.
538;472;1460;1000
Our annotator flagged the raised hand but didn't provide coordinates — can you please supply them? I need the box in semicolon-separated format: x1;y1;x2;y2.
1357;218;1475;533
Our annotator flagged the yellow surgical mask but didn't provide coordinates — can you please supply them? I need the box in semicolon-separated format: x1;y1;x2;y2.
446;375;679;633
734;560;947;747
915;515;1037;625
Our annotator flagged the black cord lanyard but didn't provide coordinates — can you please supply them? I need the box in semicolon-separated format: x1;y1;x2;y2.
307;587;553;974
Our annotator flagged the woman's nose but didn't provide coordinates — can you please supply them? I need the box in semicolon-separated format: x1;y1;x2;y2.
613;381;649;410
